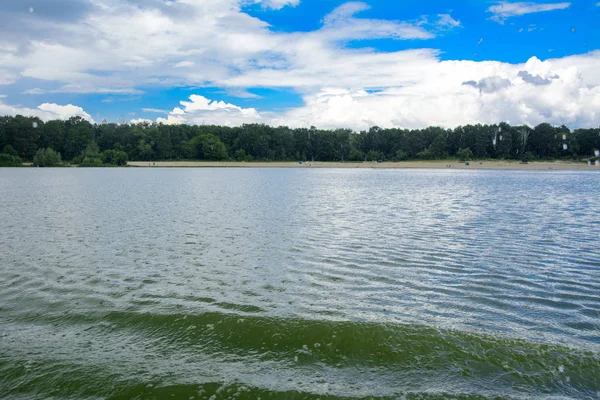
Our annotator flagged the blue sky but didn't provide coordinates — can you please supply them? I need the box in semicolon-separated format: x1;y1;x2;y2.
0;0;599;129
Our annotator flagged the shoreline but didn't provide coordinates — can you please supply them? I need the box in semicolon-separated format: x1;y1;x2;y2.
126;160;599;171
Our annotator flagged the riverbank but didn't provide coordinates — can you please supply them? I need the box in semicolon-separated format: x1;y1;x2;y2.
127;160;598;170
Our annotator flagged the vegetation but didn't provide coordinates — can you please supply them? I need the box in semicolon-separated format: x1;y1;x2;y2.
1;115;599;165
0;145;22;167
32;148;62;167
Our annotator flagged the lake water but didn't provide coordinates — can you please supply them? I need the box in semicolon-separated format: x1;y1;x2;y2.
1;168;599;399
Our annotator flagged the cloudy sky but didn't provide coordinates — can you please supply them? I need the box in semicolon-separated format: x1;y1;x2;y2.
0;0;599;130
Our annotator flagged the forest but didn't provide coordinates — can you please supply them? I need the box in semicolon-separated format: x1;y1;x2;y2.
1;115;599;166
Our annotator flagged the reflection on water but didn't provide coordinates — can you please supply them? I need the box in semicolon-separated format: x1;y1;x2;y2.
0;168;599;399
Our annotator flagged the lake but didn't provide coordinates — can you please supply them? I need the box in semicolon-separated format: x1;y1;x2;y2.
1;168;599;399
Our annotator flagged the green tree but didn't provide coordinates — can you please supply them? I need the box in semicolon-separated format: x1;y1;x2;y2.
456;147;473;161
190;134;228;160
0;154;22;167
78;141;103;166
33;148;62;167
0;144;22;166
101;149;129;166
2;145;19;157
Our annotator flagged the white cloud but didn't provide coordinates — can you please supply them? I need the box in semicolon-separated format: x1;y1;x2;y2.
173;61;195;68
142;108;170;114
0;98;94;122
22;88;46;95
130;118;153;124
321;2;434;41
488;2;571;23
251;0;300;9
0;0;598;131
436;14;461;28
144;51;600;130
156;95;262;126
0;0;451;96
0;70;17;85
225;88;263;99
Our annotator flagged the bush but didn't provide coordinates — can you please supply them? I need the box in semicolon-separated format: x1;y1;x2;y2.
233;149;247;161
394;150;408;161
77;142;102;166
416;149;435;160
102;150;129;166
190;134;228;160
366;150;383;161
33;148;62;167
524;151;536;162
348;148;364;161
80;157;103;167
456;147;473;161
0;154;22;167
2;145;20;157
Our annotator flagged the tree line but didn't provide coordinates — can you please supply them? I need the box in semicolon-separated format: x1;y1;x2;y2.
1;115;599;166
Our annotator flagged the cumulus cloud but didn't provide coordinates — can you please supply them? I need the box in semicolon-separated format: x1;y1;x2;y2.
130;118;153;125
488;2;571;23
142;52;600;130
0;0;454;97
0;0;599;130
517;70;558;85
156;95;262;126
0;98;94;122
463;77;512;93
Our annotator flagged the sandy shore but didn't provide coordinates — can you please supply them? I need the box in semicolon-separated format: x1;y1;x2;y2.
127;160;599;170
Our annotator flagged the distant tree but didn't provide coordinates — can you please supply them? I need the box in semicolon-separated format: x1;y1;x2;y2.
2;145;19;157
78;141;103;166
233;149;247;161
190;134;228;160
393;150;408;161
456;147;473;161
1;144;22;166
0;154;22;167
1;115;41;160
33;148;62;167
517;127;531;162
102;149;129;166
63;117;94;160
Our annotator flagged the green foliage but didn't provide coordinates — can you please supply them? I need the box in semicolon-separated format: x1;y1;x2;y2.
77;141;104;166
456;148;473;161
102;150;129;166
524;151;536;162
190;134;228;160
0;154;22;167
1;144;23;166
33;148;62;167
348;148;364;161
233;149;247;161
3;145;19;157
393;150;408;161
1;115;599;164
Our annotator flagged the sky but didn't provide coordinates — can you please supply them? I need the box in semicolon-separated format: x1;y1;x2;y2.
0;0;599;130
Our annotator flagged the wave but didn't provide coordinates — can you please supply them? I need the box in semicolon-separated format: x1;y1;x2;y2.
1;310;598;399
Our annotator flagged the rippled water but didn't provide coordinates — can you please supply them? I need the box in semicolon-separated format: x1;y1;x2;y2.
1;168;599;399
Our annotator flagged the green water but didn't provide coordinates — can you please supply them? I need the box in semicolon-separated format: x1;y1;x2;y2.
1;169;599;399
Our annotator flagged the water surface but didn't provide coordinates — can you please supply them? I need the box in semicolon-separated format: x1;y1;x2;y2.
1;168;599;399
